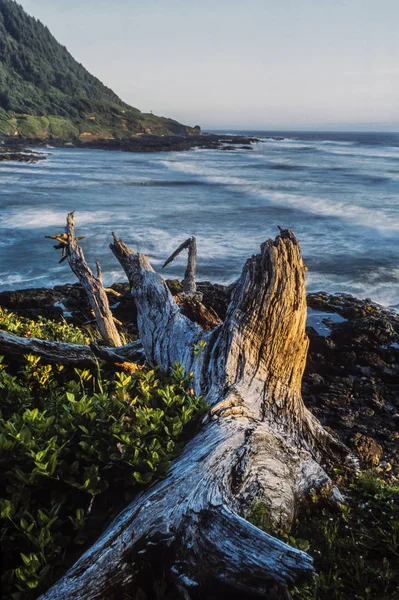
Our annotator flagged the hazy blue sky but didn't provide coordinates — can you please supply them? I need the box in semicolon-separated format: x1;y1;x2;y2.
19;0;399;130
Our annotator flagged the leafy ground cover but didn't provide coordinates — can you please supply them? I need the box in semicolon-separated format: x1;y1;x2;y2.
0;309;207;598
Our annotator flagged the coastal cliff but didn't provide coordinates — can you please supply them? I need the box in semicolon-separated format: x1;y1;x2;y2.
0;0;195;140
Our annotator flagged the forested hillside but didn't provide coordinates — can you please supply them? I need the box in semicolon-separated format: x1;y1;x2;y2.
0;0;194;139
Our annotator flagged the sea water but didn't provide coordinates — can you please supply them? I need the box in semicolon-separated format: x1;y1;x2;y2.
0;131;398;308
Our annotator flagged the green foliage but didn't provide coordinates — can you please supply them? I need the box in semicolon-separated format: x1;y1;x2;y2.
0;306;91;345
0;313;208;599
0;0;190;139
193;339;207;355
247;473;399;600
246;500;275;533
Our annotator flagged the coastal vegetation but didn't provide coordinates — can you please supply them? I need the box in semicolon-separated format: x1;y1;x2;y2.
0;0;195;139
248;473;399;600
0;307;208;598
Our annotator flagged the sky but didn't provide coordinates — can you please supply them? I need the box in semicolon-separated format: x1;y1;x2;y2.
18;0;399;131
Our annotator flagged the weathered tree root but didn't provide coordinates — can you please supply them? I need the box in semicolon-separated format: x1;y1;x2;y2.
38;229;351;599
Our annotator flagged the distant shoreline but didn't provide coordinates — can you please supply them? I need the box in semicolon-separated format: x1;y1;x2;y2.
1;133;260;154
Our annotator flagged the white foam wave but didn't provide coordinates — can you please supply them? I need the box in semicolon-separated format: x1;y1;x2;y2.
306;270;399;308
162;159;399;232
261;190;399;232
0;209;115;229
321;147;399;160
313;140;356;146
0;272;48;287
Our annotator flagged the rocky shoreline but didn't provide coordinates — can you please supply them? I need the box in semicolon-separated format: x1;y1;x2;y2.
1;133;259;154
0;147;47;163
1;281;398;478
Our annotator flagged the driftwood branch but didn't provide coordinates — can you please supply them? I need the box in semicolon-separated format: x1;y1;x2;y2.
162;236;198;296
46;213;122;347
0;329;144;366
40;229;351;600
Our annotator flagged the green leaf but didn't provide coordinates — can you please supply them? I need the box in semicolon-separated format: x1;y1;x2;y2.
19;518;29;531
20;553;31;566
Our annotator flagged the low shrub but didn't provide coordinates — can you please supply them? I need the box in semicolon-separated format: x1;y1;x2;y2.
290;473;399;599
0;306;91;345
0;310;208;599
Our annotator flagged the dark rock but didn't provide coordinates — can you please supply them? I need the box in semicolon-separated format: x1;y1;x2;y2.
353;433;383;466
0;148;46;163
4;134;259;154
304;292;399;475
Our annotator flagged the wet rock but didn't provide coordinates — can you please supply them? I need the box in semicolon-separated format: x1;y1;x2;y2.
0;148;46;163
0;287;64;320
304;292;399;475
8;134;259;154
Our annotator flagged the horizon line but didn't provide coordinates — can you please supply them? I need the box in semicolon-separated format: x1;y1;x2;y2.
203;127;399;134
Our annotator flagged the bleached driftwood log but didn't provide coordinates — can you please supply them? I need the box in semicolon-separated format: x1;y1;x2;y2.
39;229;351;600
46;212;122;347
0;329;144;366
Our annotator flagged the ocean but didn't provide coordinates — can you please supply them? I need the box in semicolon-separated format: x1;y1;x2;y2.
0;131;398;308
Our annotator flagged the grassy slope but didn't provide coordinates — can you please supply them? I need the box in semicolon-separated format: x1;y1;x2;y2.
0;0;194;139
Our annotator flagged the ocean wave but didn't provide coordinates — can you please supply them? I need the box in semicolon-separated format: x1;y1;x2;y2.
261;190;399;232
0;209;115;229
162;158;399;232
306;269;399;308
115;179;214;187
0;272;48;288
320;147;399;160
267;163;306;171
313;140;356;146
261;140;316;151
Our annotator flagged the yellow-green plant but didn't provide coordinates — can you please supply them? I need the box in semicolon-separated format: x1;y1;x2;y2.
0;312;208;599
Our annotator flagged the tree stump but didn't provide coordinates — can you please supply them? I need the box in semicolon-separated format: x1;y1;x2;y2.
36;229;352;599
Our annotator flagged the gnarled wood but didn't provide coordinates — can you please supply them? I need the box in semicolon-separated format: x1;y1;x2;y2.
46;213;122;347
40;229;351;600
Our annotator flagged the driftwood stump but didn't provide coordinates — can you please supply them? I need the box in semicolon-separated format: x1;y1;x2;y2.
36;229;351;600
